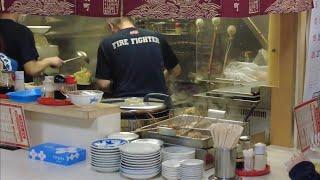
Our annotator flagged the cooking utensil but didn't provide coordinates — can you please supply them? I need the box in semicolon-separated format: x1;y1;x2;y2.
64;51;89;64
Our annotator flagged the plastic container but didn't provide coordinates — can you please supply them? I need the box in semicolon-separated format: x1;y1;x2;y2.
42;76;55;98
254;143;267;171
64;75;77;93
14;71;25;91
7;88;42;103
54;74;66;99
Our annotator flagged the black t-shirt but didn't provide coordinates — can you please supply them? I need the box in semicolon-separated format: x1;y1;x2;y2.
96;27;179;98
0;19;39;82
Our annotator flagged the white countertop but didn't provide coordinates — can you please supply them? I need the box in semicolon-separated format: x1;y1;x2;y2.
1;146;293;180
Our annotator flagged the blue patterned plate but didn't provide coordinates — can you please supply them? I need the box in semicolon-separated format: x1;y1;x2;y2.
91;139;128;150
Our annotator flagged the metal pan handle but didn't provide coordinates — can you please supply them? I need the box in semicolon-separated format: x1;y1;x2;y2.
143;93;172;109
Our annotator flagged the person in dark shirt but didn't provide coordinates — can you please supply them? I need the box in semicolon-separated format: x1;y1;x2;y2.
0;13;64;82
96;17;181;97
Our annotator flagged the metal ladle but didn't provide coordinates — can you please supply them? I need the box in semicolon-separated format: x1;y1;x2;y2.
64;51;89;64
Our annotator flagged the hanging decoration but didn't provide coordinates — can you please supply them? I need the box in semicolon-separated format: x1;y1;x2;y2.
0;0;314;18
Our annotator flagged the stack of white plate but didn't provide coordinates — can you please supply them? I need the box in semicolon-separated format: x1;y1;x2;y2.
180;159;204;180
107;132;139;142
162;146;195;161
90;139;128;173
131;138;164;147
120;143;161;179
162;160;181;180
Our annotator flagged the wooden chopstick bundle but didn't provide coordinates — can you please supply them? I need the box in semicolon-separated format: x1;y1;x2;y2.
210;123;244;149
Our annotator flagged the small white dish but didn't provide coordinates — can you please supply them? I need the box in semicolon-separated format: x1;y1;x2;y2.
162;159;181;168
119;143;160;155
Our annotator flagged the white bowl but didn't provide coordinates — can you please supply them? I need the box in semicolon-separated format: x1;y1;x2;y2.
68;90;103;107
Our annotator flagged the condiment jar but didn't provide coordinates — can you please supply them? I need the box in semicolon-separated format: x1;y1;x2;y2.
64;75;77;93
239;136;251;150
14;71;25;91
254;143;267;171
54;74;65;99
0;71;15;93
42;76;55;98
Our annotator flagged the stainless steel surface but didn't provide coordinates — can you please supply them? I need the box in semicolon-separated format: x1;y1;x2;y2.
215;148;237;179
140;115;245;149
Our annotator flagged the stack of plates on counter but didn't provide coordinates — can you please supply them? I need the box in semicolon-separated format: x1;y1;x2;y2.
107;132;139;142
119;143;162;179
162;146;195;162
131;138;164;147
90;139;128;173
180;159;204;180
162;160;181;180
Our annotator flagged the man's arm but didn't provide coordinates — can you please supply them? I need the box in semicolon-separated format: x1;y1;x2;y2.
95;42;113;93
164;64;181;80
160;34;181;80
23;57;64;76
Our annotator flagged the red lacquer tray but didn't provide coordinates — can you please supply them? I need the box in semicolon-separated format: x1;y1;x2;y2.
37;97;72;106
236;165;270;177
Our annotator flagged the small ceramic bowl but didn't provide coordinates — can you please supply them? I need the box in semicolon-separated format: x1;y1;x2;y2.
67;90;103;107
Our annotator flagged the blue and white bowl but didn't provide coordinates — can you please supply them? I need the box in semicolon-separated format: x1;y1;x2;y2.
91;139;128;150
90;139;128;173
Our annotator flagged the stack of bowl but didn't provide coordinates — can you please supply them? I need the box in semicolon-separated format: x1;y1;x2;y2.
180;159;204;180
162;146;195;162
90;139;128;172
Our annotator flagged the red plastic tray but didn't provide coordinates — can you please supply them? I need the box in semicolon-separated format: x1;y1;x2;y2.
37;97;72;106
236;165;270;177
0;94;8;99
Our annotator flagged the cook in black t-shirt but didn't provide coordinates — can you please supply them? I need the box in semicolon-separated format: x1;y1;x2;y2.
96;17;181;98
0;13;64;82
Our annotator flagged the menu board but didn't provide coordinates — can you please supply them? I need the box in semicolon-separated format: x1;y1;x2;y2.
294;98;320;152
304;0;320;101
0;102;30;149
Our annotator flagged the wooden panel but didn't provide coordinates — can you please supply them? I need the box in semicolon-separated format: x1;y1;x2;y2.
0;99;120;120
269;14;298;147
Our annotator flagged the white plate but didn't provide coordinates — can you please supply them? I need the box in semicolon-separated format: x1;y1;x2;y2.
121;167;160;175
120;161;161;168
121;158;161;165
121;171;159;180
119;143;160;155
91;147;120;153
91;155;120;160
162;159;181;168
121;155;161;163
131;139;164;147
162;146;195;155
181;159;204;166
91;165;119;173
122;151;161;158
121;162;161;169
91;150;120;155
91;159;120;164
108;132;139;141
92;139;128;150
